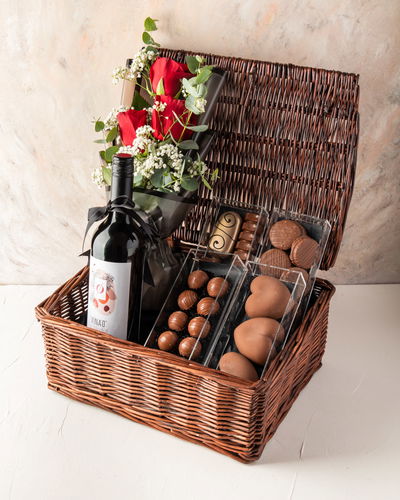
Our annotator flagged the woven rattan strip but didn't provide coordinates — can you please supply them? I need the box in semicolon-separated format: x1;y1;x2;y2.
159;48;359;270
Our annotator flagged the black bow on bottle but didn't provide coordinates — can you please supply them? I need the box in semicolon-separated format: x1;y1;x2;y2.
81;195;158;286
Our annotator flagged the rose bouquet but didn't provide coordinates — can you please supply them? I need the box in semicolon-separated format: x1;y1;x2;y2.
89;17;226;336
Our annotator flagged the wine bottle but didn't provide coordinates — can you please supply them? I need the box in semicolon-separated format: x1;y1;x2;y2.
86;154;145;342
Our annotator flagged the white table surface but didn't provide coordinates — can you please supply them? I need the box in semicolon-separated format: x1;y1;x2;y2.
1;283;399;500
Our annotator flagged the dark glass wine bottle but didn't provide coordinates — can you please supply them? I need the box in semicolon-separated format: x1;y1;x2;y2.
86;154;145;342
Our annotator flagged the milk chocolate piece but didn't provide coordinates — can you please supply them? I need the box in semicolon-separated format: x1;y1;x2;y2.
177;290;198;310
244;212;259;222
290;236;319;269
208;211;242;253
188;316;211;338
157;331;178;351
179;337;202;359
239;230;255;242
207;277;229;298
245;275;291;319
269;219;306;250
197;297;220;316
219;352;259;381
168;311;189;332
187;269;209;290
242;221;257;232
234;249;249;261
236;240;252;252
259;249;291;277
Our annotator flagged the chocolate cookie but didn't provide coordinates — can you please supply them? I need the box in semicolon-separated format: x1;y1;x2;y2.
269;219;306;250
290;236;319;269
259;248;291;277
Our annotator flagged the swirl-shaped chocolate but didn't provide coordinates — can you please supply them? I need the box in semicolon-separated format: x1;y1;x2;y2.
208;211;242;253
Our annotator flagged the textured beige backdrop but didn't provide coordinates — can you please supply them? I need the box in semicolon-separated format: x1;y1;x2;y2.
0;0;399;284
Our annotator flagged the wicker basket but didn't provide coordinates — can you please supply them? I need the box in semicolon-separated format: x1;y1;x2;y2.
35;49;359;462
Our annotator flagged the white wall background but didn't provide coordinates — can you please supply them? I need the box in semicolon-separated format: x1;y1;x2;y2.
0;0;399;284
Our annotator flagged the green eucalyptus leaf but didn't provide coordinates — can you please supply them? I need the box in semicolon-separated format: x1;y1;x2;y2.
95;120;104;132
133;173;143;185
211;168;219;181
195;55;204;63
150;168;167;188
181;78;198;97
94;139;107;144
106;127;118;143
102;166;112;185
181;177;199;191
202;176;212;190
178;140;199;150
195;68;212;84
185;95;202;114
185;55;200;74
99;150;106;160
132;91;150;110
156;77;165;95
144;17;158;31
187;124;208;132
104;146;119;162
142;32;151;44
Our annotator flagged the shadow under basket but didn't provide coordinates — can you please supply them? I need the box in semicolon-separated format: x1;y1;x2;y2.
35;266;335;463
36;48;358;462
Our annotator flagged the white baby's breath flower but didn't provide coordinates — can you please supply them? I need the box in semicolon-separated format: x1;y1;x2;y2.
112;47;158;84
104;105;128;130
194;97;207;113
91;167;106;188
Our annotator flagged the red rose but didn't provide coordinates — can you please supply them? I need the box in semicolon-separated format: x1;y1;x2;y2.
151;96;197;141
117;109;147;146
150;57;193;96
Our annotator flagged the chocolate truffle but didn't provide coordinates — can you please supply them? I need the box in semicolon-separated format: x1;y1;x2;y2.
188;316;211;338
269;219;306;250
290;236;319;269
234;317;285;365
157;331;178;352
259;248;291;277
168;311;189;332
177;290;198;310
246;275;291;319
219;352;259;381
207;277;229;298
187;269;209;290
208;211;242;253
197;297;220;316
179;337;202;359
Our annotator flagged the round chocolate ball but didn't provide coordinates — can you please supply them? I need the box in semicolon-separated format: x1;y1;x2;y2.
187;269;209;290
188;316;211;338
157;331;178;352
197;297;220;316
177;290;198;310
178;337;202;360
168;311;189;332
207;277;229;298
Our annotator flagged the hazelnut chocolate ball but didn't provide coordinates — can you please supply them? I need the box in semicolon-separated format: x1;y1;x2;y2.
207;277;229;298
157;331;178;352
179;337;202;360
177;290;198;310
187;269;209;290
197;297;220;316
168;311;189;332
188;316;211;338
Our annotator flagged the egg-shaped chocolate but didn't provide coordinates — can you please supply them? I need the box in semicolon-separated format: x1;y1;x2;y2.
219;352;259;381
178;337;202;360
197;297;220;316
207;277;229;298
157;331;178;351
188;316;211;338
234;317;285;365
187;269;209;290
245;275;291;319
168;311;189;332
177;290;198;310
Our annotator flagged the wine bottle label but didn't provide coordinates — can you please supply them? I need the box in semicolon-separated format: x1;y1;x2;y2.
86;256;132;340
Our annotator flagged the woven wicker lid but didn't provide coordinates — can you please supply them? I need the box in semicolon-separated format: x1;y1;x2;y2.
160;48;360;270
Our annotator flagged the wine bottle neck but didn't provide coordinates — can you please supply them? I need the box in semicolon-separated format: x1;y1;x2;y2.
110;172;133;202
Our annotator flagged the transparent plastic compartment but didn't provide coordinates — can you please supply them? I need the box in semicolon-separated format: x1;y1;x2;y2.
144;249;247;363
205;262;306;380
259;208;331;315
194;198;269;264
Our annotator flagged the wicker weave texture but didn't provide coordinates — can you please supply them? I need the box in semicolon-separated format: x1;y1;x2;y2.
160;49;359;270
36;267;334;462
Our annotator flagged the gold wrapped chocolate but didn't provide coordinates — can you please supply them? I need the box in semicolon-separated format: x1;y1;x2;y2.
207;211;242;254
